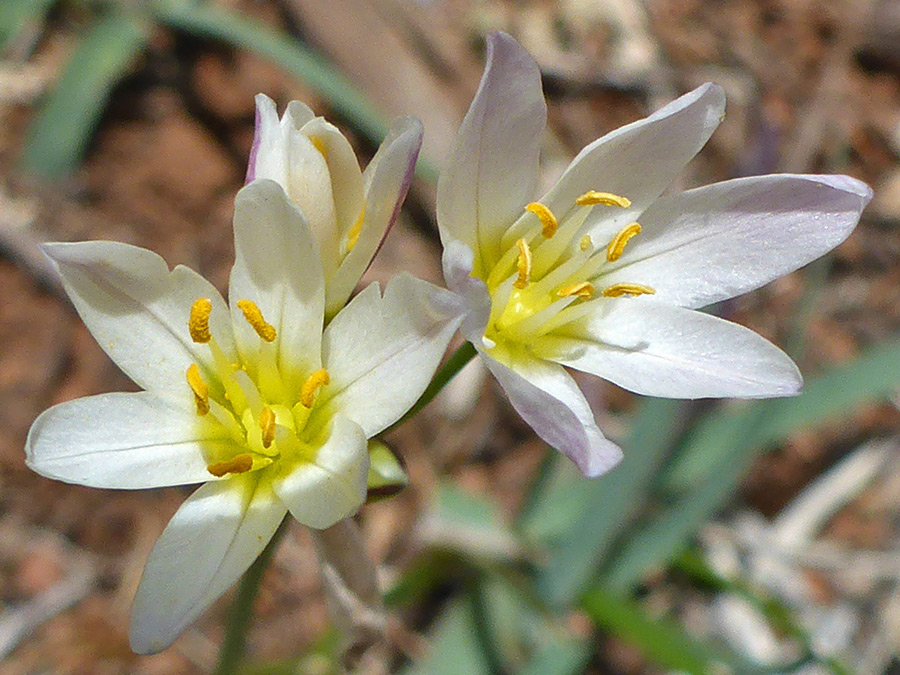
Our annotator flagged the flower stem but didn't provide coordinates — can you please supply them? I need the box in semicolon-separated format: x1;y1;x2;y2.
390;340;477;430
213;516;290;675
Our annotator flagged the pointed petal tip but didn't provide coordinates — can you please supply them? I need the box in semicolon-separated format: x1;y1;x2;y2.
576;438;625;479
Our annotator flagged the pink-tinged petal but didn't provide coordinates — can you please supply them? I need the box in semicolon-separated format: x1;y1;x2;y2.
247;94;285;185
505;83;725;249
538;299;802;399
25;392;232;489
600;174;873;309
230;180;325;389
272;414;368;529
326;116;423;317
437;32;546;275
43;241;235;398
442;239;492;344
129;474;286;654
320;274;463;437
482;350;623;478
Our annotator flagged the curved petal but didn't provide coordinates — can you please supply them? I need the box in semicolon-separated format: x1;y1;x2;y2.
326;116;423;317
129;474;286;654
43;241;235;397
319;274;463;436
482;349;623;478
230;180;325;389
247;94;316;185
600;174;873;309
509;83;725;249
437;32;546;275
25;392;232;489
272;414;368;529
442;239;492;345
538;299;802;399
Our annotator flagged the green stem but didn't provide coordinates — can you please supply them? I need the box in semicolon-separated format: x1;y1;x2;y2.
389;341;477;430
213;517;290;675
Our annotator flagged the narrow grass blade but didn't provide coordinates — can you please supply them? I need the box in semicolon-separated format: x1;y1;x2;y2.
0;0;57;51
21;13;146;179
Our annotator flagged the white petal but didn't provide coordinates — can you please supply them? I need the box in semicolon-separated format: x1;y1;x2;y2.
538;298;802;399
320;274;462;436
441;239;492;344
130;474;286;654
247;93;288;185
25;392;231;489
326;116;423;317
271;414;368;529
43;241;235;396
600;174;873;309
436;32;546;274
230;180;325;386
481;350;623;478
523;83;725;247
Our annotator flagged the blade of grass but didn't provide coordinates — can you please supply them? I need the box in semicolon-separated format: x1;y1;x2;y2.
532;398;686;606
151;0;439;183
20;12;146;179
0;0;57;51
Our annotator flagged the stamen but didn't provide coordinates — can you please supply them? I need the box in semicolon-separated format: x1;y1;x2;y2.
259;407;276;449
207;453;254;478
580;235;592;252
186;364;209;416
525;202;559;238
189;298;212;344
602;283;656;298
346;206;365;252
300;368;330;408
557;281;594;299
514;239;532;289
237;300;277;342
575;191;631;208
606;222;642;262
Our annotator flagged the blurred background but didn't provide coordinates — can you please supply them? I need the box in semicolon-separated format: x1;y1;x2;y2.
1;0;899;673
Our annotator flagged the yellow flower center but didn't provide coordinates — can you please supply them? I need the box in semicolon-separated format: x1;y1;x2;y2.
481;190;655;349
185;298;330;478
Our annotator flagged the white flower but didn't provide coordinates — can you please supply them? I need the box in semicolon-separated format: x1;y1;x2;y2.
26;180;460;653
437;33;872;478
248;93;422;318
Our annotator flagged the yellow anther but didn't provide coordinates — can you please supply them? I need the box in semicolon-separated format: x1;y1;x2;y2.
237;300;277;342
189;298;212;344
525;202;559;238
207;453;254;478
259;407;276;449
186;364;209;416
580;235;592;252
300;368;330;408
606;222;642;262
557;281;595;299
575;191;631;208
514;238;532;289
346;205;365;252
602;283;656;298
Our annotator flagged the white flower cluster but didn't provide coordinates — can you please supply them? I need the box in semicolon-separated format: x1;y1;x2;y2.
25;33;870;652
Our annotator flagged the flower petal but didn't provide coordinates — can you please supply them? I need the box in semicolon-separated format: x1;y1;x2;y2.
25;392;231;489
319;274;463;436
247;94;315;185
538;298;802;398
43;241;235;396
230;180;325;387
271;413;368;529
437;32;546;275
600;174;873;309
441;239;492;344
482;349;623;478
129;474;286;654
518;83;725;248
326;116;423;317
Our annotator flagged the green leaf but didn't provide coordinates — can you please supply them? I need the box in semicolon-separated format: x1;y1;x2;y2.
518;639;590;675
581;586;759;675
0;0;57;51
365;439;408;502
402;598;492;675
530;398;685;606
665;337;900;491
21;12;146;179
